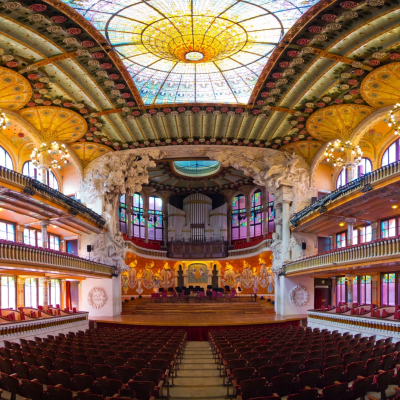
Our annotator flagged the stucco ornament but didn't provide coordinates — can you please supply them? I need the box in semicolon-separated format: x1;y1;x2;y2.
87;287;107;309
206;149;310;198
81;149;161;208
289;285;309;307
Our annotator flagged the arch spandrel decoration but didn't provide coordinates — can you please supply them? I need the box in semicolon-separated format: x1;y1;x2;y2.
306;104;374;142
19;106;87;143
0;66;32;111
280;140;324;166
360;62;400;109
70;142;114;168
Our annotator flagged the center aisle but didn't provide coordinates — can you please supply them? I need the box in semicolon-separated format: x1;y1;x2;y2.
170;341;226;400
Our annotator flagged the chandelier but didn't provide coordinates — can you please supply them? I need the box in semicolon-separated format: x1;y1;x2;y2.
324;139;363;167
31;142;70;169
0;112;9;130
388;103;400;135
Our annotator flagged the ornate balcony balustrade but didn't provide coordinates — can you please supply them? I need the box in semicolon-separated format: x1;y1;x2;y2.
0;166;105;228
284;235;400;275
0;240;114;277
291;160;400;228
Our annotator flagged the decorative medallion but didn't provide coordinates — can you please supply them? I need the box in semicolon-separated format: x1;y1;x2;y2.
360;62;400;108
280;140;324;165
306;104;374;142
0;66;32;111
87;287;107;309
288;285;309;307
19;106;87;143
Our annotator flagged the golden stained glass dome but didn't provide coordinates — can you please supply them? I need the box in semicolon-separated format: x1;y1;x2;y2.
61;0;319;105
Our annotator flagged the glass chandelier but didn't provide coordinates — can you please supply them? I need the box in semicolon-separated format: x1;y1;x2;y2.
388;103;400;135
0;112;9;130
31;142;70;169
324;139;363;167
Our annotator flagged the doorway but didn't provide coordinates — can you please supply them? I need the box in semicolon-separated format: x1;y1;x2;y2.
66;239;78;255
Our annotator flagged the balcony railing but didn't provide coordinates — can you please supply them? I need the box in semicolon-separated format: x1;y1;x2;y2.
291;160;400;227
0;166;105;228
284;235;400;275
0;240;115;276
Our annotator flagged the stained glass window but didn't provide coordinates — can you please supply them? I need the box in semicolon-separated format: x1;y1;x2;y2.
359;226;372;244
148;196;163;241
25;278;38;308
49;279;61;307
250;190;262;238
232;194;247;240
22;161;59;191
0;145;13;170
133;193;145;239
119;194;128;235
23;228;42;247
358;275;371;305
381;218;397;239
49;234;60;251
1;276;16;309
62;0;319;105
336;158;372;189
336;232;346;249
382;273;396;306
382;138;400;167
0;221;15;242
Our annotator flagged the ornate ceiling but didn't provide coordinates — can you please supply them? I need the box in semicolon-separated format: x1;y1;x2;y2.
0;0;399;168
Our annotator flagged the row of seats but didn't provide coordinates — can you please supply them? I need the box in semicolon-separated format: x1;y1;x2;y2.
210;326;400;400
0;327;186;400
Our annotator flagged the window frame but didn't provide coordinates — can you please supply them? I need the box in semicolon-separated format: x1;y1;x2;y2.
336;158;373;189
48;279;61;307
148;196;163;241
232;194;247;241
0;145;14;170
0;219;16;242
380;217;400;239
250;190;263;238
336;276;347;305
132;193;145;239
0;275;16;309
382;138;400;167
24;277;38;308
119;194;128;235
381;273;398;306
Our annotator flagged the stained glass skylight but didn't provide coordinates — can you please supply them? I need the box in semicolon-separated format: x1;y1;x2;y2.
62;0;319;105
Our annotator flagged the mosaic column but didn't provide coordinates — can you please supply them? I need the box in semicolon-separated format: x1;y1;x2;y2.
345;218;356;246
16;225;24;243
345;274;356;308
60;279;66;309
17;277;25;308
345;161;356;183
39;220;50;248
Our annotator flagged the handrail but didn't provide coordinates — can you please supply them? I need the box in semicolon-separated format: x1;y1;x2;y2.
0;240;114;276
228;238;272;257
291;159;400;227
0;166;105;227
125;240;167;258
284;235;400;274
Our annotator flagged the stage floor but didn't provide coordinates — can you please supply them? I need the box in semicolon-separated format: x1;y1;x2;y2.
90;312;307;327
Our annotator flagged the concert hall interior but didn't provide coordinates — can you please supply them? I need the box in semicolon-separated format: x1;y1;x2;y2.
2;0;400;399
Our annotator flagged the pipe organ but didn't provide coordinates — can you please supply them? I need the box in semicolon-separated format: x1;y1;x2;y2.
168;193;227;242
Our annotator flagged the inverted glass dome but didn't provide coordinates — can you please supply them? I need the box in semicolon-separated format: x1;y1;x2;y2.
174;160;221;177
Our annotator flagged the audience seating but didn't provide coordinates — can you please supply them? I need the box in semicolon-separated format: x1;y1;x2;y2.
0;327;186;400
210;325;400;399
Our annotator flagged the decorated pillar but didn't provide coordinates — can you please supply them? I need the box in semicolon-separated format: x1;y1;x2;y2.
60;279;67;309
345;218;356;246
345;274;355;308
39;277;50;307
331;277;337;307
371;222;379;241
16;225;24;243
345;161;356;183
371;274;379;306
17;277;25;308
39;220;50;248
281;199;291;262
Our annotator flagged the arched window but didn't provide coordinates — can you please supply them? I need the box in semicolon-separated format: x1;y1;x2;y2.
250;190;262;238
336;158;372;189
382;138;400;166
22;161;59;191
148;196;163;241
119;194;127;235
0;145;13;170
133;193;145;239
232;194;247;240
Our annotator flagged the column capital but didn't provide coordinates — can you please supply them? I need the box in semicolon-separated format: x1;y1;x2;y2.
39;220;51;227
345;274;356;280
345;218;356;225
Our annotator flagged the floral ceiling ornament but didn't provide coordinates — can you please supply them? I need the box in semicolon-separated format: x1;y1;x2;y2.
388;103;400;135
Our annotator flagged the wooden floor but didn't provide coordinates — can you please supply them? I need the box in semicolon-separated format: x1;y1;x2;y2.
91;299;307;327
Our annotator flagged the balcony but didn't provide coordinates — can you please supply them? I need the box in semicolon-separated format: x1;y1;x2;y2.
0;239;115;277
167;238;229;259
284;235;400;276
0;166;105;232
291;160;400;230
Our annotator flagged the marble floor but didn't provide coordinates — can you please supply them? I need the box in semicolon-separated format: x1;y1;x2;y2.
170;341;227;400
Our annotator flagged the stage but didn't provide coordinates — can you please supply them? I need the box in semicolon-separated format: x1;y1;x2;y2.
90;299;307;340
